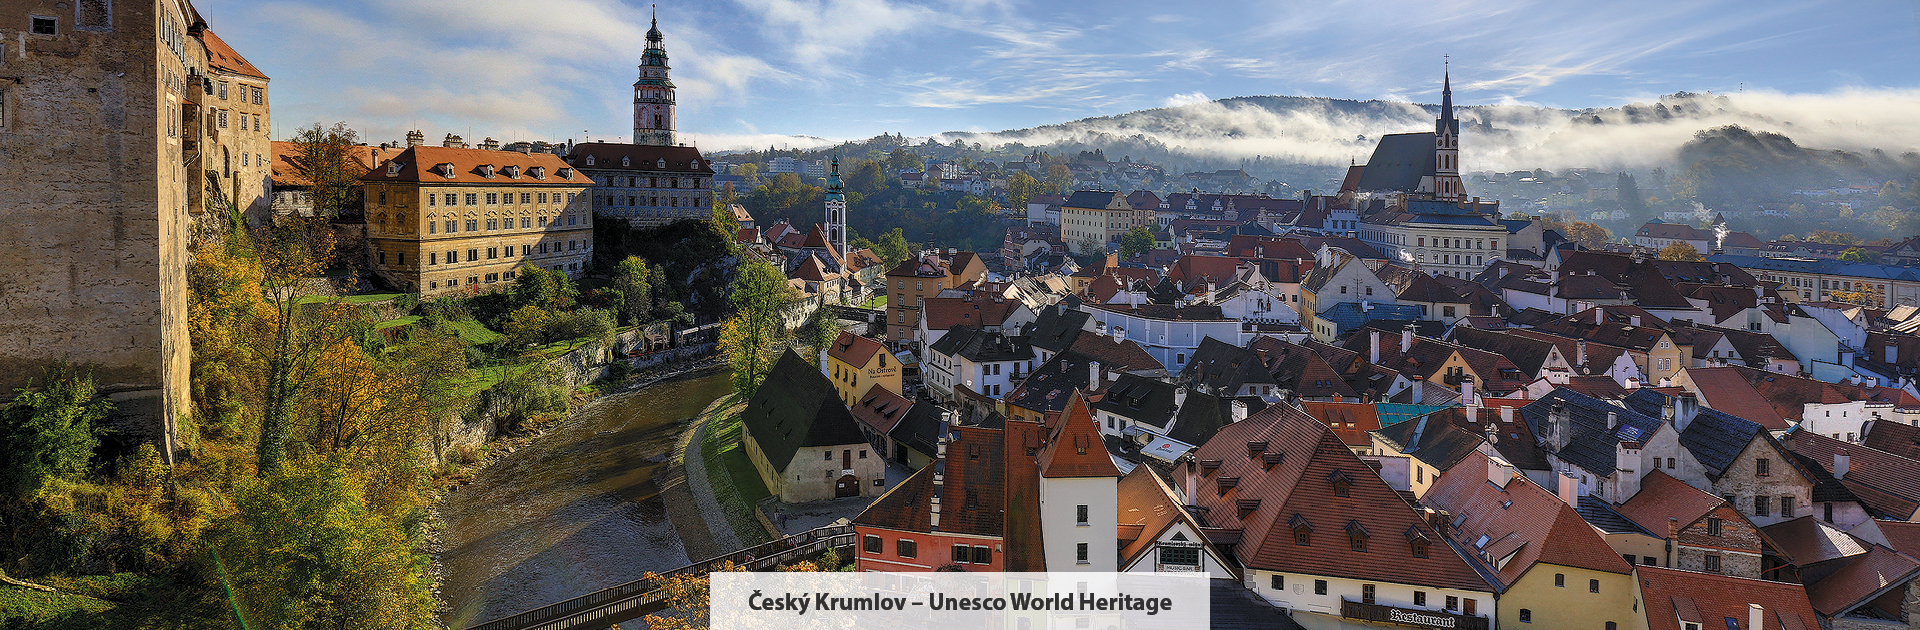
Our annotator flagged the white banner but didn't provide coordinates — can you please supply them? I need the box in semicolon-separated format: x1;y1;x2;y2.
712;572;1209;630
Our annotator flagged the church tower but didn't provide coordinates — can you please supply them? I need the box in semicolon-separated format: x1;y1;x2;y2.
1433;64;1465;201
824;156;847;254
633;11;676;146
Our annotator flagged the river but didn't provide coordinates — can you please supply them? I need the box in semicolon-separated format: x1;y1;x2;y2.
437;369;734;629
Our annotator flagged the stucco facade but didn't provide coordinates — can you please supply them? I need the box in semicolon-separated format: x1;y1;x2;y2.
1499;564;1646;630
1039;476;1116;571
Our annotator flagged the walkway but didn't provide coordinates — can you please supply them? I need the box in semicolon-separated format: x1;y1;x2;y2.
679;403;746;553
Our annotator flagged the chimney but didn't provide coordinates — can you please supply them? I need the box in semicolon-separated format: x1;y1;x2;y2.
1629;315;1641;327
1088;361;1102;390
1673;393;1700;433
1617;442;1642;499
1460;378;1473;408
1488;457;1515;487
1577;340;1588;368
481;137;500;151
1410;377;1425;404
1749;604;1764;630
1111;325;1125;342
1174;387;1188;409
1835;451;1851;478
1230;400;1249;423
1184;457;1197;506
1370;330;1382;364
443;133;465;148
1499;405;1514;424
1556;470;1581;505
1401;326;1414;353
1548;399;1572;451
1607;411;1618;430
1595;306;1604;325
405;130;425;147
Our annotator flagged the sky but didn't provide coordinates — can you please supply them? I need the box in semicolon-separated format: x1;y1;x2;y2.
198;0;1920;153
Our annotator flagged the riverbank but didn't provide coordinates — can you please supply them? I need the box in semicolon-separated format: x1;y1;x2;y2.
427;359;725;628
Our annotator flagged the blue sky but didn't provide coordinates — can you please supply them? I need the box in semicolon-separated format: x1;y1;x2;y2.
199;0;1920;152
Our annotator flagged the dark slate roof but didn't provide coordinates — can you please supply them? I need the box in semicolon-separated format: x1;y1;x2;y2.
1576;495;1655;536
1355;132;1436;193
1519;388;1664;477
1064;190;1128;209
1091;373;1180;431
886;395;946;460
743;350;871;473
1371;414;1485;472
1004;353;1091;415
1179;337;1275;395
1024;305;1091;354
1166;390;1239;447
1448;327;1557;376
1208;579;1305;630
931;326;1035;363
1787;450;1861;504
1622;388;1764;480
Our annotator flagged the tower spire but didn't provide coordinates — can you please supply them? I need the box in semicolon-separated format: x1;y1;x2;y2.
634;5;675;146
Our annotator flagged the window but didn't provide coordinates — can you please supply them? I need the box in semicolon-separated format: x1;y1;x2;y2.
1704;554;1721;573
217;81;228;99
1518;609;1532;623
1707;517;1723;536
1270;574;1283;590
30;16;56;35
1295;530;1310;546
1590;579;1599;593
446;250;457;264
252;86;263;105
1413;591;1426;607
864;535;881;554
217;110;228;128
466;249;478;262
952;545;969;563
1667;457;1676;469
896;539;916;558
1076;504;1089;525
1756;458;1770;477
1555;573;1564;587
1075;542;1089;564
1445;596;1457;611
1361;584;1375;605
1314;580;1328;595
486;247;498;260
1781;496;1795;518
1754;496;1769;517
486;219;498;230
972;546;991;565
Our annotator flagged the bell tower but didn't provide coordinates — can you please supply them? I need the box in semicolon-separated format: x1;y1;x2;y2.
1433;59;1464;201
825;157;847;254
633;9;676;146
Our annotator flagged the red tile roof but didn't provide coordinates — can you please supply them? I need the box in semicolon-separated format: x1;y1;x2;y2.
1038;391;1122;478
828;331;886;368
853;424;1004;538
200;28;267;79
1616;469;1728;534
1423;451;1634;588
1636;565;1819;630
1002;420;1048;571
921;295;1019;332
1786;430;1920;518
357;146;584;185
270;141;405;187
1676;366;1789;428
1116;465;1221;571
1177;404;1492;591
850;384;913;435
1805;545;1920;616
1298;401;1381;447
1065;333;1163;372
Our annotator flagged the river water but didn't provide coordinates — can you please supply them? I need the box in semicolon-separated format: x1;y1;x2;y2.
437;370;734;629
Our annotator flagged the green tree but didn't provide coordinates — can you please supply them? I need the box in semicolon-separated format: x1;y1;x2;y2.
1119;226;1155;260
1839;247;1875;263
0;366;110;499
1007;171;1042;210
737;162;761;187
721;258;798;397
1044;164;1073;194
1658;242;1705;262
501;305;555;349
886;148;923;174
848;159;890;196
611;256;655;325
251;218;342;476
549;309;616;348
290;122;364;218
211;458;436;630
1618;173;1646;215
510;265;578;310
1807;230;1863;246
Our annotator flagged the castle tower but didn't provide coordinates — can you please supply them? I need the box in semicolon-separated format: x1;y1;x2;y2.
633;10;676;146
1433;63;1465;201
825;156;847;254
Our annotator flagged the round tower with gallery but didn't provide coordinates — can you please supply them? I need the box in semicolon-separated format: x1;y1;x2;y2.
633;10;676;146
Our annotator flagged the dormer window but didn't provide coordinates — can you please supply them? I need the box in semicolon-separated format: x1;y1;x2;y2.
1405;526;1430;558
1199;459;1222;476
386;162;402;177
585;155;596;166
480;164;496;178
657;158;666;168
1346;521;1369;553
504;165;521;178
1246;441;1268;459
558;168;573;179
1290;514;1313;546
1262;451;1284;470
436;163;456;178
529;166;546;179
691;159;700;169
1237;499;1260;518
1216;476;1239;495
622;156;631;167
1329;470;1353;497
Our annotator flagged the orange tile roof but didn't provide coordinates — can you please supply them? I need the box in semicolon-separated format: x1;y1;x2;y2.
853;424;1004;539
1636;565;1819;630
849;384;913;435
1615;470;1726;533
357;146;583;186
1002;420;1048;571
1676;366;1786;428
1423;451;1634;588
199;28;267;79
270;141;405;187
1804;545;1920;616
1038;391;1122;478
1116;465;1220;570
1298;401;1380;447
921;295;1019;332
828;331;886;368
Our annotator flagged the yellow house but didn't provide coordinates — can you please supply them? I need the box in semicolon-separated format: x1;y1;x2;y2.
1368;414;1494;499
825;332;901;406
1424;452;1646;630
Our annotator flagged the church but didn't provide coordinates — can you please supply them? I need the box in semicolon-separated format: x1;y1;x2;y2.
566;13;716;228
1346;69;1546;278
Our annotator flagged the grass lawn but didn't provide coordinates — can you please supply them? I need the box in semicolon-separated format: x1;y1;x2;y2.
457;364;522;398
0;573;212;629
295;291;406;306
441;318;503;345
701;404;774;546
859;294;887;309
374;315;421;330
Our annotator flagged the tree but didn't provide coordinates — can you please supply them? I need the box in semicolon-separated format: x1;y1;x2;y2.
1119;226;1155;260
722;258;798;397
737;162;761;187
1044;164;1073;194
510;265;578;311
1564;221;1613;249
847;159;889;196
1007;171;1042;210
1807;230;1863;246
291;122;364;218
886;148;923;175
0;366;110;499
251;218;341;476
1658;242;1705;262
502;305;555;349
1839;247;1875;263
1618;173;1647;215
611;257;656;325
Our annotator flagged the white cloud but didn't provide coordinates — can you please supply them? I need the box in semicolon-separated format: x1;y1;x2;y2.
1164;92;1212;107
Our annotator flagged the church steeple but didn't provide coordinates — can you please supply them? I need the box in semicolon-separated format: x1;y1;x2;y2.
824;156;847;255
1431;58;1465;201
633;6;676;146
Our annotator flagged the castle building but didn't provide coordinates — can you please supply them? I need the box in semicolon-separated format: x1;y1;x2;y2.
632;12;674;147
360;141;594;295
0;0;272;459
